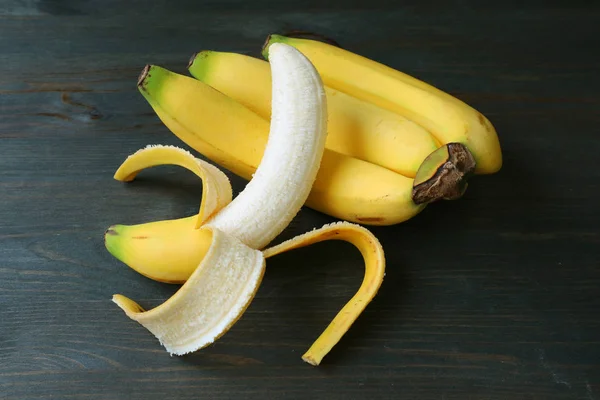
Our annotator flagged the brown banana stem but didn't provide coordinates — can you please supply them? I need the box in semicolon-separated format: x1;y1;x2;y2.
412;143;476;205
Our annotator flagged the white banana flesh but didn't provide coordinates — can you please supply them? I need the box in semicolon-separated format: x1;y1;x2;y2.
205;42;328;249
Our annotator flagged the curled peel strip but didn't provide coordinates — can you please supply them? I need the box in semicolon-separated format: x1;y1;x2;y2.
114;144;233;227
264;221;385;366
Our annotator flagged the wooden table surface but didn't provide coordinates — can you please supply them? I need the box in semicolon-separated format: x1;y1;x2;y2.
1;1;598;399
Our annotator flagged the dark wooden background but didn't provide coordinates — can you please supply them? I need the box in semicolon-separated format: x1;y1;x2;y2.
1;0;598;399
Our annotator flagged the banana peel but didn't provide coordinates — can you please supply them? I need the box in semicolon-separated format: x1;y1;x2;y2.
113;227;265;355
263;221;385;365
109;145;385;365
105;145;228;283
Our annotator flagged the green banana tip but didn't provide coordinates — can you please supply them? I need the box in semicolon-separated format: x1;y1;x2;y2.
135;64;168;107
137;64;170;94
137;64;151;88
261;34;286;60
187;51;213;82
104;225;126;262
187;52;198;70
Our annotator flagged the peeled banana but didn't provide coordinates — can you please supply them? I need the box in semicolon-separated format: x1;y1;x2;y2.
107;43;386;366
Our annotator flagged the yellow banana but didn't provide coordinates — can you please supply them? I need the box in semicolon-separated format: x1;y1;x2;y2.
188;50;438;177
109;44;387;366
262;34;502;174
138;65;424;226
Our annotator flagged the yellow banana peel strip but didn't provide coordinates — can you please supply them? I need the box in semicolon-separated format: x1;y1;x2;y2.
113;226;265;355
114;144;233;227
263;221;385;366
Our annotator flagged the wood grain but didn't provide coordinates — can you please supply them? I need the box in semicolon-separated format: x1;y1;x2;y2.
1;0;599;399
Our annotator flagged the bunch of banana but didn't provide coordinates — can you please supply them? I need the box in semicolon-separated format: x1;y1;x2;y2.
107;43;385;366
179;34;501;224
105;35;502;365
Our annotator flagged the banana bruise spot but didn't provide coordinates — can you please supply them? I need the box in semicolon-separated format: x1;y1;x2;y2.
263;221;385;366
411;143;476;205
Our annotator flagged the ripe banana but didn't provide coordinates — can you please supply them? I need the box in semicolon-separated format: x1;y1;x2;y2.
188;50;438;178
108;44;386;366
262;34;503;175
137;64;423;226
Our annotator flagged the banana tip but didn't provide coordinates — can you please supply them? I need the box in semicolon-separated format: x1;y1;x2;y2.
137;65;151;88
187;52;197;70
105;226;119;237
104;225;122;256
261;34;274;59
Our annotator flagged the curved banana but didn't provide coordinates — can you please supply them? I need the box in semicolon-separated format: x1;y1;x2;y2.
138;64;423;226
262;34;502;175
188;50;438;177
104;147;399;284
